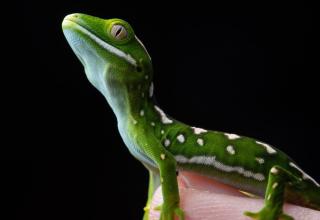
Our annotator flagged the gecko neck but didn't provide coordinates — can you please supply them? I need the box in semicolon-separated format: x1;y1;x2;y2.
104;76;160;127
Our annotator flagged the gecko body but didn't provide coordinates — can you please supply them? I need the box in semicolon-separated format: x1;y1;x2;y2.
62;13;320;220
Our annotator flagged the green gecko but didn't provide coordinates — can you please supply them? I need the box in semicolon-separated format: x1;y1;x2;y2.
62;13;320;220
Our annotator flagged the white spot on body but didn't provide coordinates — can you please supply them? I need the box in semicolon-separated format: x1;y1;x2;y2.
149;83;154;98
177;134;185;143
224;133;240;140
154;106;173;124
142;92;145;98
256;141;277;154
151;122;155;126
140;110;144;116
161;130;165;134
289;162;320;187
164;139;170;147
174;155;265;181
272;182;278;189
271;167;279;174
197;138;204;146
226;145;236;155
192;127;208;135
160;153;166;160
254;173;265;181
145;75;149;80
243;170;253;177
175;155;189;163
255;157;265;164
132;119;138;125
267;194;271;201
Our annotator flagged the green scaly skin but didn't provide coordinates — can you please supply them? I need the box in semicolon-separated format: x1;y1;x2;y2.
62;13;320;220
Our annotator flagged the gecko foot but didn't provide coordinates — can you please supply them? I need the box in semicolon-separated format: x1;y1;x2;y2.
160;206;185;220
244;209;294;220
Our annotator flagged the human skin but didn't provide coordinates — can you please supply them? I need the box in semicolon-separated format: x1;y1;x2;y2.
149;172;320;220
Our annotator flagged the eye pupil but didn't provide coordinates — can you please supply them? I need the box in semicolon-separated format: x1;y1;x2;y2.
115;27;122;37
111;24;127;40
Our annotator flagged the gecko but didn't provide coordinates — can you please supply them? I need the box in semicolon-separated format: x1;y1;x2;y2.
62;13;320;220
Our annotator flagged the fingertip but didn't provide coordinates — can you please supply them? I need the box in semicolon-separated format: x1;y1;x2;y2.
149;185;252;220
179;171;245;196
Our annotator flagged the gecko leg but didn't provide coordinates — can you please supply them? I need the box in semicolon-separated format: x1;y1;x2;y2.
143;169;160;220
157;155;184;220
244;165;301;220
138;133;184;220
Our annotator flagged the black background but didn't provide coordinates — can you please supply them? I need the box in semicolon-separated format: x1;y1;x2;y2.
8;1;319;219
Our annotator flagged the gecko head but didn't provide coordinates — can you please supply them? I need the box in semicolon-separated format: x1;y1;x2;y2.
62;13;153;96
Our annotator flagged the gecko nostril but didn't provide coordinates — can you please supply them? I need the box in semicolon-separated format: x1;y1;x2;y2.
64;13;81;22
72;14;81;19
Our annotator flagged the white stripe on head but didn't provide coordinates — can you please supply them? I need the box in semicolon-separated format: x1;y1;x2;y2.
72;22;137;66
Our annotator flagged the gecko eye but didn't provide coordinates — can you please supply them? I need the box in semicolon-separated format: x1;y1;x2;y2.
110;24;127;40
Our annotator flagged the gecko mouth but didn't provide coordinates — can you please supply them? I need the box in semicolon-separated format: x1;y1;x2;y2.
62;19;95;66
